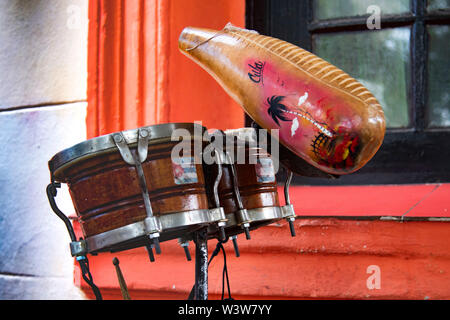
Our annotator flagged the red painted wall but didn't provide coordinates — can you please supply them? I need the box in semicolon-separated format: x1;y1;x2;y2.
87;0;245;138
74;217;450;300
167;0;246;130
83;0;450;300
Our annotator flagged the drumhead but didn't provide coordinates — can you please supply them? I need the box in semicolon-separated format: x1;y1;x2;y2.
49;122;208;181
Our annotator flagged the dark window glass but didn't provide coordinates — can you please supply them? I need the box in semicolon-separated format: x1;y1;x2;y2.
314;0;410;20
428;0;450;11
427;25;450;127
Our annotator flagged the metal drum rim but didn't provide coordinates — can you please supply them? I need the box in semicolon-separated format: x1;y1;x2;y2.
49;122;208;180
224;206;283;227
84;208;226;253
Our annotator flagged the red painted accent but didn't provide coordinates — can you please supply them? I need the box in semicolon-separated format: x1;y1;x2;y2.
282;184;450;218
406;184;450;217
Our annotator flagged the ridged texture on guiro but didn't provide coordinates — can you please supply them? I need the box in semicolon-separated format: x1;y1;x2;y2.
225;27;382;111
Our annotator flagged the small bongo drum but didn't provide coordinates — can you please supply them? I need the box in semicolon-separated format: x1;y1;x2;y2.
204;128;285;240
47;123;226;256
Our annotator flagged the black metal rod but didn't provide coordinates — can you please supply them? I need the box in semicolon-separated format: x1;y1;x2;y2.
152;237;161;254
183;245;192;261
194;228;208;300
243;226;251;240
46;183;77;242
146;244;155;262
288;220;296;237
231;236;240;257
218;226;227;242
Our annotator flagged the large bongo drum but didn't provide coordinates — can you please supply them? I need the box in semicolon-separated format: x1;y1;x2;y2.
204;128;289;241
48;123;226;256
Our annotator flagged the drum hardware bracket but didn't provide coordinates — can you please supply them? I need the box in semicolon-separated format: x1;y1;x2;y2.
144;217;162;237
46;181;77;243
112;128;150;165
225;151;252;240
112;130;163;261
70;239;88;257
46;181;90;257
211;148;227;241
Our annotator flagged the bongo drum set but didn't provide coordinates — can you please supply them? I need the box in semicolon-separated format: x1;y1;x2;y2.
46;24;385;300
46;123;296;300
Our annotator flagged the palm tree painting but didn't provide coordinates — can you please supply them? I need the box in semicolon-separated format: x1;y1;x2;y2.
266;95;290;125
266;95;333;138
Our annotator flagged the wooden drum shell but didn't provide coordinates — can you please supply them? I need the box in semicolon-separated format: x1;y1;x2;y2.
204;142;280;217
63;141;208;238
49;123;210;241
206;161;279;215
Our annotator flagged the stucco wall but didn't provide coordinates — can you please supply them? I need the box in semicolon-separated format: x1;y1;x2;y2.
0;0;88;299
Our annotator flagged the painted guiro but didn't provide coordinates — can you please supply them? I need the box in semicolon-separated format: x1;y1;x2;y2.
178;24;386;175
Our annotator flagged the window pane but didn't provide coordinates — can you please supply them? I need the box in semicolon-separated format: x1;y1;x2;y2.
428;25;450;127
314;0;410;20
313;28;411;128
427;0;450;11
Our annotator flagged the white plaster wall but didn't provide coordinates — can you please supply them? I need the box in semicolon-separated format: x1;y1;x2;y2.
0;0;88;299
0;0;88;109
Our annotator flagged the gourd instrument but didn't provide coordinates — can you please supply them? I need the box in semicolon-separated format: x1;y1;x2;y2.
179;24;386;176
